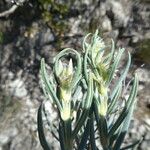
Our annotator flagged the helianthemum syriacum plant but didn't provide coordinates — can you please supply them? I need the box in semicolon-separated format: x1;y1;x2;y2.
37;30;139;150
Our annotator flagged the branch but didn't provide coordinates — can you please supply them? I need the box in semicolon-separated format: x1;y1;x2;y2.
0;0;26;18
0;5;18;17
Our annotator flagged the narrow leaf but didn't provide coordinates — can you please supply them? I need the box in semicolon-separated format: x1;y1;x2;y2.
108;75;138;138
72;109;89;139
37;102;51;150
78;119;90;150
89;113;97;150
82;73;93;109
41;59;62;110
110;52;131;101
108;83;122;114
113;75;138;150
107;48;125;84
120;140;141;150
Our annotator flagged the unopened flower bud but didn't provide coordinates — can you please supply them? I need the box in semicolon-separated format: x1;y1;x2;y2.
61;106;71;121
98;97;108;116
92;38;105;60
98;83;108;96
60;88;71;102
59;59;74;88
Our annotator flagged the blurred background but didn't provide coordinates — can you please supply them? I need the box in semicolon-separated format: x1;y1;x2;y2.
0;0;149;149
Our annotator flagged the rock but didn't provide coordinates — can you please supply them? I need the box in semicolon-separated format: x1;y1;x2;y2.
0;128;18;145
109;29;119;40
135;68;150;83
141;141;150;150
106;0;131;28
37;28;55;46
102;16;112;32
0;135;9;146
100;2;106;16
8;78;27;98
144;118;150;127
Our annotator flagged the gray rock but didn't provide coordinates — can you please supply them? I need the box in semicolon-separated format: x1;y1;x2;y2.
0;135;9;146
106;0;131;28
102;16;112;32
8;78;27;98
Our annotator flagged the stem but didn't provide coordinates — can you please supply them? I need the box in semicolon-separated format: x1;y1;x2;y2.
63;119;73;150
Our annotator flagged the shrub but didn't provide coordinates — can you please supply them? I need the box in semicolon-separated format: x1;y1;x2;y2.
38;30;139;150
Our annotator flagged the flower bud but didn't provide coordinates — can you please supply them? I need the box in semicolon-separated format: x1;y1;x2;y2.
61;107;71;121
60;88;71;103
97;63;108;81
92;38;105;60
98;97;108;116
61;59;73;87
97;81;108;97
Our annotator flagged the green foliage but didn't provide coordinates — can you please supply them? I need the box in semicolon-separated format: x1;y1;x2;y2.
0;90;22;130
0;31;4;44
134;39;150;65
38;0;74;35
37;30;139;150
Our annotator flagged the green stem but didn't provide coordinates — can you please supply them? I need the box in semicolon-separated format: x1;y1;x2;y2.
63;119;73;150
